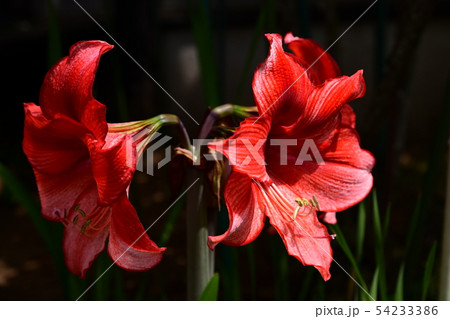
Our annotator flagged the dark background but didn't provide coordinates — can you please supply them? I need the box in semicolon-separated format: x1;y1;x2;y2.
0;0;449;300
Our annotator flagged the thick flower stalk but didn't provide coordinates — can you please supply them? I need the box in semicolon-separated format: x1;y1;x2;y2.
22;41;166;277
208;33;375;280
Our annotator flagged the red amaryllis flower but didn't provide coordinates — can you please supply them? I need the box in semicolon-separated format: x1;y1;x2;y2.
23;41;165;278
208;33;374;280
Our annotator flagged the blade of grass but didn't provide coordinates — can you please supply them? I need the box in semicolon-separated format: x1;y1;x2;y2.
366;267;379;301
394;264;405;301
66;271;87;300
113;268;126;301
189;0;220;108
0;163;53;250
199;273;220;301
328;224;368;293
423;241;437;300
297;267;315;300
372;190;388;300
356;201;366;263
418;77;450;295
383;203;391;239
234;2;267;102
92;252;112;300
217;204;241;300
405;195;422;255
158;197;184;246
270;235;289;300
134;180;185;299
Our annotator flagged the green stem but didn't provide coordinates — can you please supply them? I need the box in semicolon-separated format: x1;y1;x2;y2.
160;114;192;151
186;168;213;300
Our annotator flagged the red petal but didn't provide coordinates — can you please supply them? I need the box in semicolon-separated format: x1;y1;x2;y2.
284;33;341;83
108;195;165;272
319;212;338;225
32;160;95;222
321;127;375;171
305;70;365;126
88;133;136;206
340;104;356;129
23;103;90;175
208;172;266;249
263;185;333;280
252;34;315;126
268;134;374;213
208;117;271;183
277;70;365;140
62;183;110;278
39;41;113;140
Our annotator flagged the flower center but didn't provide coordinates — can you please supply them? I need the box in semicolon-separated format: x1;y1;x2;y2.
252;179;335;240
62;204;111;236
252;179;317;221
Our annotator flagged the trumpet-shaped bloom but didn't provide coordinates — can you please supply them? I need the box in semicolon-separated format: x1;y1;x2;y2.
23;41;165;277
208;33;374;280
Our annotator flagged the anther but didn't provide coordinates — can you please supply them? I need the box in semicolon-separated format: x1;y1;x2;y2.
74;204;86;217
311;195;320;210
80;219;91;234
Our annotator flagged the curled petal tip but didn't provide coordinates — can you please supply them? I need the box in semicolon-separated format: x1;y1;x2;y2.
353;69;366;99
284;32;299;44
207;236;218;251
264;33;282;43
69;40;114;57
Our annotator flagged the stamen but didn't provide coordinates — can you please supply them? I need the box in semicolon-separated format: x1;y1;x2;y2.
61;204;112;236
311;195;320;210
74;204;86;217
80;219;91;234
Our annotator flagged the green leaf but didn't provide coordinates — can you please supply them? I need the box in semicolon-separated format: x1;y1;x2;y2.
383;203;391;239
297;267;315;300
422;241;437;300
366;267;379;301
0;163;52;249
328;224;368;293
199;273;220;301
394;264;405;301
189;0;220;107
405;196;422;255
270;235;289;300
372;190;387;300
158;197;184;246
234;3;267;102
356;201;366;263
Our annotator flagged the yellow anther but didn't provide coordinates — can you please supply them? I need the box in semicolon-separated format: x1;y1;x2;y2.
311;195;320;210
295;198;310;207
293;196;321;220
